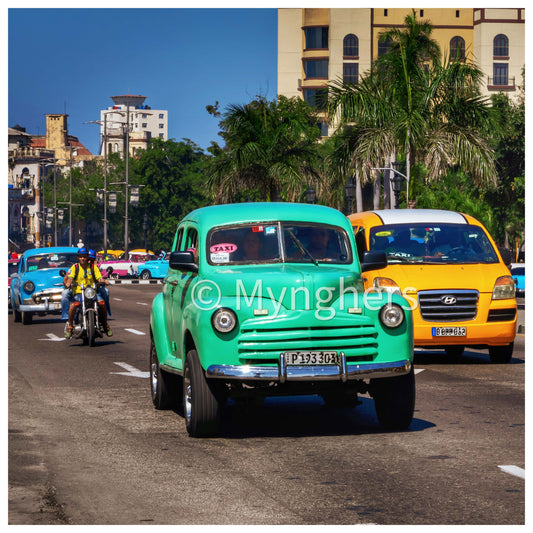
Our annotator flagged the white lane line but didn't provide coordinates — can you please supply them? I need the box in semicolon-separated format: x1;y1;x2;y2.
111;362;149;378
124;328;145;335
136;301;148;306
38;333;66;342
415;368;425;374
498;465;525;479
113;298;122;301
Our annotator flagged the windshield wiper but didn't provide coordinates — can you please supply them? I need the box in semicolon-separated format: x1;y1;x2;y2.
287;229;319;266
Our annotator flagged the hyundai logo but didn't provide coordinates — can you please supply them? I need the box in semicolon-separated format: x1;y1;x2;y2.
441;295;457;305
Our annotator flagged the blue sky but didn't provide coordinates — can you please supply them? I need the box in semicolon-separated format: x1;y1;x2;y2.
8;6;278;155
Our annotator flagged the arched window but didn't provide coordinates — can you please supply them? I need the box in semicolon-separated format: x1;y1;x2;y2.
450;36;465;60
493;34;509;57
343;34;358;57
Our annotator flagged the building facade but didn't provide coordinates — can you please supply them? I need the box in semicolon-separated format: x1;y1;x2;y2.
99;95;169;157
8;116;91;251
278;7;525;136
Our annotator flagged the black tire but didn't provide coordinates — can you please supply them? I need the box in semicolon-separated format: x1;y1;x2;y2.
87;310;96;347
444;346;464;359
489;343;513;364
12;301;22;323
150;337;180;410
183;349;220;437
21;311;33;325
372;367;415;431
140;270;151;280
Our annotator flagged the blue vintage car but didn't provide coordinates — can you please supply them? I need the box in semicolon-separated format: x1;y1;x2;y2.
138;254;169;280
511;263;525;297
10;246;79;324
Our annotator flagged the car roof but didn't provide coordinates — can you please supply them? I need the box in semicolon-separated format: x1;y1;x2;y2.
183;202;349;229
22;246;79;258
364;209;469;225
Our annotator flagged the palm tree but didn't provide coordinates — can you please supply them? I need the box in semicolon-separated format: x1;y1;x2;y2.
207;96;322;203
327;10;497;210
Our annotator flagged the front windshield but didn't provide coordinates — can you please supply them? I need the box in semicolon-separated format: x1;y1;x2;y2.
26;252;79;271
369;223;499;264
207;222;351;265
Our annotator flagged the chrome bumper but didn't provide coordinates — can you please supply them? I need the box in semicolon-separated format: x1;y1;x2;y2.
19;301;62;312
206;355;412;383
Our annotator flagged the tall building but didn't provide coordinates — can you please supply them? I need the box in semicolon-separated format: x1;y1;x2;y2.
278;8;525;136
99;95;168;156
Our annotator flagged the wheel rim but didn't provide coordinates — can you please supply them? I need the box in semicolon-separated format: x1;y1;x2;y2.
183;362;192;424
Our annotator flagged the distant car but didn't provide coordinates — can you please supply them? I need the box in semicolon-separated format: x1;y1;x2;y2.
138;254;169;280
97;249;124;262
10;247;79;324
510;263;525;297
98;250;156;279
8;259;19;307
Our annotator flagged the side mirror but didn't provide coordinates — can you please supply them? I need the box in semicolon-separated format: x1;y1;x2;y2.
498;247;513;267
361;250;387;272
169;251;198;273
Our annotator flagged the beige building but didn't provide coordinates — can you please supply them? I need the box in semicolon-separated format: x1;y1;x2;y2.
278;8;525;136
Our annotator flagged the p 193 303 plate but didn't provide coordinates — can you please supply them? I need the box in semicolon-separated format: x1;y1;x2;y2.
283;351;339;365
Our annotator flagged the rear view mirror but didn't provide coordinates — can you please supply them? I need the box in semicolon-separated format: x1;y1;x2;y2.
361;251;387;272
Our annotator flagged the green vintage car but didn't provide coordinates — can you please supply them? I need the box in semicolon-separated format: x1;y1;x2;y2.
149;202;414;437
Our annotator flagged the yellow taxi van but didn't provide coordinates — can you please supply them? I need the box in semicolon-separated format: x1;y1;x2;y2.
349;209;516;363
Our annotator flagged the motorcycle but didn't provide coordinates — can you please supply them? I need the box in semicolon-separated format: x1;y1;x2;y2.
69;280;108;346
65;267;113;347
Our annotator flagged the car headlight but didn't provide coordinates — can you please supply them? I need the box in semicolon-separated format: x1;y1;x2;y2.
379;303;405;328
212;307;237;334
373;277;401;294
492;276;515;300
23;280;35;293
84;286;97;299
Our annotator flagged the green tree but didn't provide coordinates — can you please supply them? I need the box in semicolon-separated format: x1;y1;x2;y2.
133;138;210;251
206;95;322;203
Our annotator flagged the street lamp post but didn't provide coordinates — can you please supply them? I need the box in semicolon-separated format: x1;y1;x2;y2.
344;177;356;215
305;186;316;204
372;162;408;209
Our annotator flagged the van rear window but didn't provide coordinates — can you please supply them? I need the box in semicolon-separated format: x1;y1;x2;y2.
369;223;499;264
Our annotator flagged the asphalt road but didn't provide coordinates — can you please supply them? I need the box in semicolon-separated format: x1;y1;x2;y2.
8;285;525;525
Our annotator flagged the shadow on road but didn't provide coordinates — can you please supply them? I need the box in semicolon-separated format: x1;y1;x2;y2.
211;395;434;439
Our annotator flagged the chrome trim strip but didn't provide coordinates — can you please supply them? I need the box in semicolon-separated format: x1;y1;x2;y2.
206;359;412;382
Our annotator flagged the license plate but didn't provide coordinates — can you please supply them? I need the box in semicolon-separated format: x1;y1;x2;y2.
283;351;339;365
432;327;467;337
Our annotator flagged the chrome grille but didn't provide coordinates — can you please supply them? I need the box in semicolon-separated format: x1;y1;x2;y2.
418;290;479;322
237;323;378;363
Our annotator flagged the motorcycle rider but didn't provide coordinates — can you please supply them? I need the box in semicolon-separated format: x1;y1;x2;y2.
64;247;112;339
88;248;111;316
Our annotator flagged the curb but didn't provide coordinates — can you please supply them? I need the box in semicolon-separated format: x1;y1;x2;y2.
107;279;163;285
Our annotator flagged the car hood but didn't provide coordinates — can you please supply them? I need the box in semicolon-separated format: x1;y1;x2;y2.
210;264;362;310
376;263;507;293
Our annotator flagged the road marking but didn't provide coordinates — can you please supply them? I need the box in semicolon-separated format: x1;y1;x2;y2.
111;362;150;378
38;333;65;342
124;328;145;335
136;301;148;306
498;465;525;479
415;368;425;374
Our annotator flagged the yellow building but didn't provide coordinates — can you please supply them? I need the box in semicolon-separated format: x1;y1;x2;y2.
278;8;525;136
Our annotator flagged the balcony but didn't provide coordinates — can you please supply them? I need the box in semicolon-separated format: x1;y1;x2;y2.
8;188;34;201
487;76;516;91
